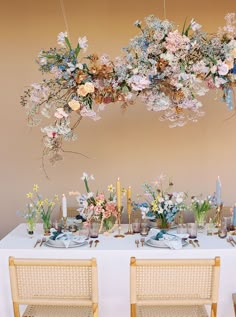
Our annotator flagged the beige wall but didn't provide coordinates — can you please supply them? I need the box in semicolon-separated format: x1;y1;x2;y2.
1;0;236;238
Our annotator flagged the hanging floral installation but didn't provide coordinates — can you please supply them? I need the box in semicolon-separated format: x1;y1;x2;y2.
21;13;236;164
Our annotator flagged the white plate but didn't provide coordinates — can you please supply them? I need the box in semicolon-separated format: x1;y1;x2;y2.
45;240;88;248
145;237;188;249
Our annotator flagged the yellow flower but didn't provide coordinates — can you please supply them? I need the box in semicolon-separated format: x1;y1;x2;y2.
33;184;39;192
54;194;59;201
37;200;44;207
107;184;114;192
26;192;33;198
151;200;158;212
44;198;49;205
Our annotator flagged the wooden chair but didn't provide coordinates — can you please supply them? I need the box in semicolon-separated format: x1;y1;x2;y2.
130;256;220;317
9;257;98;317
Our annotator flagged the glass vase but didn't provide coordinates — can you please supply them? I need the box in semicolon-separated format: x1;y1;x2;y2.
156;218;171;230
43;220;51;236
26;221;36;238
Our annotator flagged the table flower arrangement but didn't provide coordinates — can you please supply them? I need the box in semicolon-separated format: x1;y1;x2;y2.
20;13;236;165
141;175;187;229
75;173;118;233
190;195;212;227
17;185;58;235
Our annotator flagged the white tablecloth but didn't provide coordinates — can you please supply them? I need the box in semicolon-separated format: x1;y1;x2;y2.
0;224;235;317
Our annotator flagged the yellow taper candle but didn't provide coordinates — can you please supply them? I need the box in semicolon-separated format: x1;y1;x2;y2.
127;186;132;215
116;177;121;210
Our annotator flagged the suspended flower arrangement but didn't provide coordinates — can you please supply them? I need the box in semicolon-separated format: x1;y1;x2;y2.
21;13;236;164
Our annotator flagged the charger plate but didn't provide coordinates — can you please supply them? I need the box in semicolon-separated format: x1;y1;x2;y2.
45;240;88;248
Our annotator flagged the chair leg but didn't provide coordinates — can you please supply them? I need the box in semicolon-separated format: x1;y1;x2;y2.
232;294;236;317
131;304;136;317
93;303;98;317
13;303;20;317
211;303;217;317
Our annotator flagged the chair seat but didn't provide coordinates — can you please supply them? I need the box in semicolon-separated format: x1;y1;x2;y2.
136;305;208;317
23;305;94;317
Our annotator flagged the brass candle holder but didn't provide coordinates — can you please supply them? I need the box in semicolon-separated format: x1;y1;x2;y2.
215;203;223;228
125;198;133;235
114;207;125;238
62;216;68;231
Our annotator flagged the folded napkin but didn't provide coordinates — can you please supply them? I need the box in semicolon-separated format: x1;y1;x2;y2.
162;234;182;249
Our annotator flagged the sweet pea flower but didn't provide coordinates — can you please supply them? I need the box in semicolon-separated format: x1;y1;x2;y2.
217;62;229;76
54;108;69;119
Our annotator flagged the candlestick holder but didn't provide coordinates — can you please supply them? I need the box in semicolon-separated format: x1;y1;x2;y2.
125;213;133;235
62;216;68;231
215;203;223;228
114;207;125;238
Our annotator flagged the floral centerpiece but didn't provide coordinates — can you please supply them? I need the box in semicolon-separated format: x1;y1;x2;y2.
75;173;118;233
20;13;236;166
18;184;58;235
141;174;186;229
190;194;212;226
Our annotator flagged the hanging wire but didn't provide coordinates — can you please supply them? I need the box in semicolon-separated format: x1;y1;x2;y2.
163;0;167;20
59;0;70;36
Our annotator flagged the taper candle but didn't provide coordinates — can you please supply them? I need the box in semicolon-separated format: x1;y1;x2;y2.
62;194;67;218
116;178;121;210
216;176;221;205
127;186;132;215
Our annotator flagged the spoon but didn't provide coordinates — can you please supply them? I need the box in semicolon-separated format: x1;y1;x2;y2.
227;238;235;247
194;239;200;247
140;238;145;247
189;240;196;248
228;236;236;246
135;240;140;248
95;240;99;247
39;237;46;247
89;240;93;248
34;239;41;248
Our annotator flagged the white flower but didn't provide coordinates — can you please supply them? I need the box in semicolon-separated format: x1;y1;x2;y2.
78;36;88;51
57;31;68;47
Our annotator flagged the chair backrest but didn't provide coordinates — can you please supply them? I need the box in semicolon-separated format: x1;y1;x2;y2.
130;257;220;306
9;257;98;308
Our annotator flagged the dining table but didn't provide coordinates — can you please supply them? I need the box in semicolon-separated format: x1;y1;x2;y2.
0;223;236;317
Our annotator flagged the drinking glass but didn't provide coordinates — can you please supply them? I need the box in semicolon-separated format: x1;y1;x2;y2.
132;220;141;233
187;223;197;239
140;222;149;236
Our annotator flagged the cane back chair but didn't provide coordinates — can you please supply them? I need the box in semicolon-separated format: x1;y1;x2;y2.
9;257;98;317
130;256;220;317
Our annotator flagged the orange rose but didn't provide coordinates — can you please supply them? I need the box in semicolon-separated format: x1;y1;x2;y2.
77;82;95;97
68;100;81;111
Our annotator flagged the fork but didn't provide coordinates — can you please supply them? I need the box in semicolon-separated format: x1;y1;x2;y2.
33;239;41;248
135;239;140;248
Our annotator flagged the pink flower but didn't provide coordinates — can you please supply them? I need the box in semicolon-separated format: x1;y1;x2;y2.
46;131;58;138
164;30;190;53
54;108;68;119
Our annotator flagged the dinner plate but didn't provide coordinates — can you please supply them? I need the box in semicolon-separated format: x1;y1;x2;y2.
145;238;188;249
45;240;88;248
